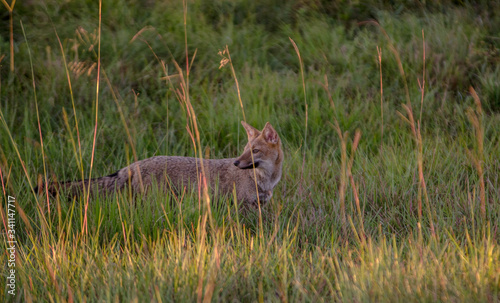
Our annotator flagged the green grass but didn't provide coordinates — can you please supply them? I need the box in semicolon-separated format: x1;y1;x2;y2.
1;0;499;301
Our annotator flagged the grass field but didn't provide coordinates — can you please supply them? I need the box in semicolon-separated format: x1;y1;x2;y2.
1;0;499;301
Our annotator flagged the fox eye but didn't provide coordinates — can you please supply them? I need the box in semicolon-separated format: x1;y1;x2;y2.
252;149;259;154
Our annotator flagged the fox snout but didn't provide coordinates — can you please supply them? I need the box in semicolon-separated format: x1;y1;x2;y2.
234;159;259;169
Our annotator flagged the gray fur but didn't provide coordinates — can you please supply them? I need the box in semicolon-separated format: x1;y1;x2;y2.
42;122;283;207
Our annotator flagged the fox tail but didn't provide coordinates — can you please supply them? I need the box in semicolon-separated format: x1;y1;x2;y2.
34;171;122;198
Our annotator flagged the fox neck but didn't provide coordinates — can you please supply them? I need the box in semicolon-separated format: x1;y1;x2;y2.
253;156;283;191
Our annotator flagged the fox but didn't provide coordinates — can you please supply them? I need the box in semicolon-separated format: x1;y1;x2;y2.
37;121;283;208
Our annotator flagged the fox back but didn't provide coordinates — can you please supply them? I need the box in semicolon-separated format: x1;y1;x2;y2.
39;121;283;208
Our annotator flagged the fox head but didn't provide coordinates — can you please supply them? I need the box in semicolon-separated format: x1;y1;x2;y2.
234;121;282;172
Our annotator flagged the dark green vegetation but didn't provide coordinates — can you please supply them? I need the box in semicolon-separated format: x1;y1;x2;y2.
1;0;499;301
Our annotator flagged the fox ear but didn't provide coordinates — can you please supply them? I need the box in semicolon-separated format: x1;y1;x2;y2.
262;122;279;144
241;121;260;140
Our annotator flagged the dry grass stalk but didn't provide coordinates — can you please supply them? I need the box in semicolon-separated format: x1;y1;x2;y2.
333;122;364;242
1;0;16;71
419;30;426;122
397;104;435;237
361;20;411;104
466;86;486;219
289;37;308;200
377;46;384;143
333;121;348;229
219;45;265;234
82;0;102;235
18;20;52;216
348;130;365;245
